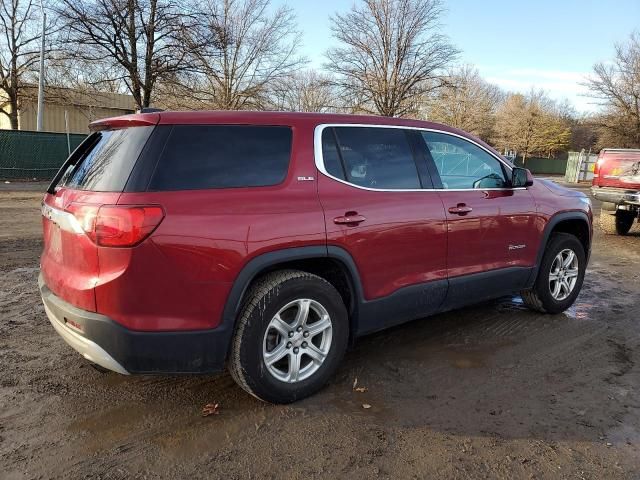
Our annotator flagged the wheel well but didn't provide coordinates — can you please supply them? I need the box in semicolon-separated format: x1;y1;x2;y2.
550;219;590;254
248;257;358;331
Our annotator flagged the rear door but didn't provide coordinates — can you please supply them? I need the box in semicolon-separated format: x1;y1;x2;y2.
316;125;448;333
418;131;538;307
41;124;154;311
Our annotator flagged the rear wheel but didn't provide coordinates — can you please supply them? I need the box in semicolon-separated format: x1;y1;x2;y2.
600;209;634;235
521;233;586;313
229;270;348;403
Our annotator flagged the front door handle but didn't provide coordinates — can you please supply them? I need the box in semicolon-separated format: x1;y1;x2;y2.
448;203;473;215
334;212;366;226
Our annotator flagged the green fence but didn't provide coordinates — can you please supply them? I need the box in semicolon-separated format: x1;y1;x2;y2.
0;130;86;180
0;130;572;180
513;156;568;175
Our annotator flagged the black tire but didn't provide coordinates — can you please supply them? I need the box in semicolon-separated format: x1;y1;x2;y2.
229;270;349;404
600;209;634;235
521;233;586;314
616;210;635;235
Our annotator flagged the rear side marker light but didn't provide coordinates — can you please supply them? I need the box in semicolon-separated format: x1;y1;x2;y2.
65;204;164;247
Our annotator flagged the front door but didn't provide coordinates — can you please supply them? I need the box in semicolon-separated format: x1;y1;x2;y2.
418;130;539;308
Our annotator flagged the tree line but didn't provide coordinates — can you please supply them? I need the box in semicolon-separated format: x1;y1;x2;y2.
1;0;639;157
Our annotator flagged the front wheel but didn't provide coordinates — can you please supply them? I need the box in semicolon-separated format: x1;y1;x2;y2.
229;270;348;403
521;233;586;314
600;209;635;235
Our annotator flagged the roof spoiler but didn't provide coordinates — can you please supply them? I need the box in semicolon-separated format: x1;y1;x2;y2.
89;112;161;131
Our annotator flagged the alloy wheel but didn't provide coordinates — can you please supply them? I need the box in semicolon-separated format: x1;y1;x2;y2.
262;299;333;383
548;248;579;301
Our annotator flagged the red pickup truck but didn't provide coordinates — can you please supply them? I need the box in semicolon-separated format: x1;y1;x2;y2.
591;148;640;235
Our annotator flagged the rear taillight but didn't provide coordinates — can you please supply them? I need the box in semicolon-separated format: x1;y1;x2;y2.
66;203;164;247
593;158;605;178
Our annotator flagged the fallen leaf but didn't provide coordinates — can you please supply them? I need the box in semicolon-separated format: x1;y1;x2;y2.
353;377;358;390
202;403;220;416
362;403;372;409
354;386;368;393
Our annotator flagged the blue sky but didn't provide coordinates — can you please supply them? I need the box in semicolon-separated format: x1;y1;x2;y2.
276;0;640;113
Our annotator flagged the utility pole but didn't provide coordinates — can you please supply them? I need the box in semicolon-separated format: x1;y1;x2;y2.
36;1;46;131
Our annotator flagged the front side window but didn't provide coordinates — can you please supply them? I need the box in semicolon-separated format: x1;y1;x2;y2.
421;132;508;189
321;127;421;190
148;125;292;191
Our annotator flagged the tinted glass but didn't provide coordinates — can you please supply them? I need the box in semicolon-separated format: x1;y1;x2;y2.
421;132;507;189
61;126;153;191
321;129;345;180
332;127;420;189
149;125;292;191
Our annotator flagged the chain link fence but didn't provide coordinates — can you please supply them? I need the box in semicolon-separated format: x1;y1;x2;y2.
0;130;86;180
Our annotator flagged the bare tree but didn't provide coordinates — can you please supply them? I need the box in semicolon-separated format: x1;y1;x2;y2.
586;32;640;148
55;0;197;109
425;65;503;142
326;0;458;117
0;0;48;129
269;69;338;112
494;90;571;162
182;0;305;110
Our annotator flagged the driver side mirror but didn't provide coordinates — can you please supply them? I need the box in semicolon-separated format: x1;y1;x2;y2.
511;167;534;188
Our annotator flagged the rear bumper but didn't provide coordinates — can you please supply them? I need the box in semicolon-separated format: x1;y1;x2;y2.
39;274;231;374
591;186;640;206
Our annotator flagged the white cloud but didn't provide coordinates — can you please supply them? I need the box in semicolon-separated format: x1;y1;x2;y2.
478;66;600;113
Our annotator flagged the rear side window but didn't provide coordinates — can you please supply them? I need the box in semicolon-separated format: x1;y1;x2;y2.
148;125;292;191
59;126;153;192
325;127;421;190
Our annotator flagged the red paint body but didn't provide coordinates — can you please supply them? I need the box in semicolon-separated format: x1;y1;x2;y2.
41;111;592;334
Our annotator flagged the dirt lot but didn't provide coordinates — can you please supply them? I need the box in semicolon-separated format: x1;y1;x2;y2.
1;183;639;479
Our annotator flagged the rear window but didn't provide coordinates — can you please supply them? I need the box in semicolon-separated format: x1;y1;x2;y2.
148;125;292;191
59;126;153;191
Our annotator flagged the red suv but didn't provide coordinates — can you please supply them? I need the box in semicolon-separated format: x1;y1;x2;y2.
591;148;640;235
40;111;593;403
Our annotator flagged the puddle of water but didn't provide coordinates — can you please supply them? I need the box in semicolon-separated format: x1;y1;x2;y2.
495;295;529;313
497;295;597;321
564;302;596;320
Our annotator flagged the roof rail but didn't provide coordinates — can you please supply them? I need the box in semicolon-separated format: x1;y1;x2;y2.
137;108;164;114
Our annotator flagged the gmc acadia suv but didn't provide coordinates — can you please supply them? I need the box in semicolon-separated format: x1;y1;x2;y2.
40;111;593;403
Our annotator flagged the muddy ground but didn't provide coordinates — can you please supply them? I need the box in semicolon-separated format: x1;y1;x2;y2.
1;183;639;479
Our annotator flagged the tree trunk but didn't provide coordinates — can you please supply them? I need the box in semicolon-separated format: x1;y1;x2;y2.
8;91;19;129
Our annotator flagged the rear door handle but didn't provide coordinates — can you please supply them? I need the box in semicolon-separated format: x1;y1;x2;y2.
448;204;473;215
334;212;366;226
